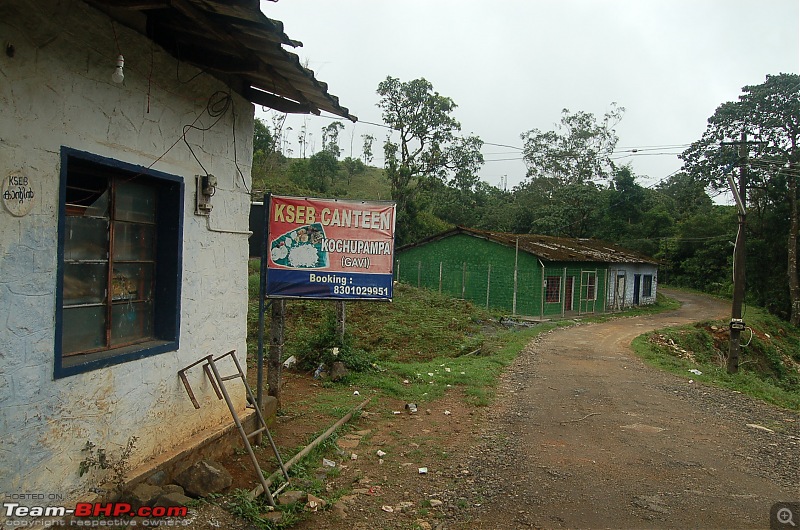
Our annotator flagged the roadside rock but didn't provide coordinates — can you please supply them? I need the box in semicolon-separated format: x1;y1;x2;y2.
278;490;307;505
329;362;349;381
154;492;193;508
174;460;232;497
121;483;162;509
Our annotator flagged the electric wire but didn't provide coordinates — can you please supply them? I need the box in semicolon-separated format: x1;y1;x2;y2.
230;96;251;193
181;91;232;177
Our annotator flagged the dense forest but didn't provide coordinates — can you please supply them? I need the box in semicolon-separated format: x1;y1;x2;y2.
251;73;800;323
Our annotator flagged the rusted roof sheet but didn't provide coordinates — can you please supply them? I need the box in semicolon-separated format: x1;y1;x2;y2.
87;0;355;120
399;226;659;265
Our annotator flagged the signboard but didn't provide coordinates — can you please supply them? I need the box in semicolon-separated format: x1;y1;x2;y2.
265;195;396;300
3;172;36;217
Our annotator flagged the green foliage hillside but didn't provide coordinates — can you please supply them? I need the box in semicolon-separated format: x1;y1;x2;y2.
251;153;391;201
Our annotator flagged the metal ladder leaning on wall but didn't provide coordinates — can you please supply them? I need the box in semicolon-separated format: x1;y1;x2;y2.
178;350;290;506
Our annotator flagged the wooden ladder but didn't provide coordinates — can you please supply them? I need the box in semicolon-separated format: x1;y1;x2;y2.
178;350;289;506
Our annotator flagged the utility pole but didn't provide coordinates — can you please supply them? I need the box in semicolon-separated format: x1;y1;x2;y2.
723;133;750;374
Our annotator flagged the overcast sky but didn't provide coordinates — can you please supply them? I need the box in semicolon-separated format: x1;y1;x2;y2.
259;0;799;198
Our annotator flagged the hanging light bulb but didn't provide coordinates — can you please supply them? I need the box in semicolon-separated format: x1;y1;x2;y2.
111;55;124;83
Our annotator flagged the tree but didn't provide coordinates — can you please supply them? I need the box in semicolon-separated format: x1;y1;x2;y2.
361;134;375;165
656;171;713;220
341;156;365;186
681;73;800;323
251;115;287;193
321;121;345;159
253;118;273;158
298;121;309;158
287;158;311;189
307;150;338;192
659;206;737;292
521;104;624;185
377;76;483;244
528;181;604;238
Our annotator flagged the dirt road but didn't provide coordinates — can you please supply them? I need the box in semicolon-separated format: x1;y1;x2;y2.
189;290;798;530
456;289;799;529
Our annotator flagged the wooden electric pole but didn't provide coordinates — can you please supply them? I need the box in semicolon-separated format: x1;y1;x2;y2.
268;299;286;406
724;133;749;374
335;300;346;342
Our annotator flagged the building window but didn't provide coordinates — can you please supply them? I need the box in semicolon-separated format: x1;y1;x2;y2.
55;148;184;378
545;276;561;303
583;272;597;300
642;274;653;298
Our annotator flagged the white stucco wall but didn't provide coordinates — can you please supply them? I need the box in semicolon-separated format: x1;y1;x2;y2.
607;263;659;309
0;0;253;504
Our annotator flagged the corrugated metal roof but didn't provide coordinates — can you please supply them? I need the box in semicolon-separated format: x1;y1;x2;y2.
88;0;355;120
399;226;659;264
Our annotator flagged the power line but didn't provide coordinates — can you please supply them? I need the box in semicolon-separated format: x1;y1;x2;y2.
483;142;523;151
271;111;702;170
483;157;525;163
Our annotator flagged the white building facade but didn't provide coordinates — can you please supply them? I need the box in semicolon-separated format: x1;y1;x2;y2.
607;263;659;310
0;0;256;504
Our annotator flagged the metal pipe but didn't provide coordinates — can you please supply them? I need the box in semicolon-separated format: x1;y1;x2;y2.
206;356;276;506
249;397;372;500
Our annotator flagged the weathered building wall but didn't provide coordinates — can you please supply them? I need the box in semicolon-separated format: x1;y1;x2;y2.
0;0;253;503
608;263;659;309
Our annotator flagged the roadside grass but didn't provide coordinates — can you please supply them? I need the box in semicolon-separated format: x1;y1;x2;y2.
346;325;549;407
632;304;800;410
222;434;348;529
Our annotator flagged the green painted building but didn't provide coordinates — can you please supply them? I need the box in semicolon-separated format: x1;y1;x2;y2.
395;227;659;318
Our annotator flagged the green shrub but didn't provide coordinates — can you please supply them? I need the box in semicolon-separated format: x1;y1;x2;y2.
296;307;376;373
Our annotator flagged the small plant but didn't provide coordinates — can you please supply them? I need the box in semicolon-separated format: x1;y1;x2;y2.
78;436;138;492
297;308;376;374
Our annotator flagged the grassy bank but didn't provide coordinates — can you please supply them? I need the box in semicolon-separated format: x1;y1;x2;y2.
632;303;800;410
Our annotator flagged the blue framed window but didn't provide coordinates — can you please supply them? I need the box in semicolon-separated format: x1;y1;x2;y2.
55;148;184;379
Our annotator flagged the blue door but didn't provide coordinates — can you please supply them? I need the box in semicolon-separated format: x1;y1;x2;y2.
633;274;641;305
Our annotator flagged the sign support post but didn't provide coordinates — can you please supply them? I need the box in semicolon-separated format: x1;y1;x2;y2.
256;193;271;419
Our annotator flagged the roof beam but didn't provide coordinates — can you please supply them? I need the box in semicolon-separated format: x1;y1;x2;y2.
165;0;312;105
243;87;316;115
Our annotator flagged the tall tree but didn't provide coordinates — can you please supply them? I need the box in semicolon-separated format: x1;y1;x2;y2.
321;121;345;159
298;121;308;158
361;133;375;165
307;150;338;193
251;116;286;192
521;104;624;185
377;76;483;244
253;118;273;157
681;73;800;323
341;157;365;186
